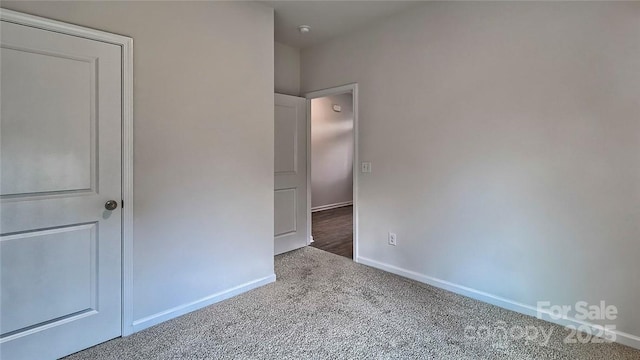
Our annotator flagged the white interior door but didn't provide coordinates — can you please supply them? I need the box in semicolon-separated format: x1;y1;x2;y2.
274;94;308;255
1;19;122;360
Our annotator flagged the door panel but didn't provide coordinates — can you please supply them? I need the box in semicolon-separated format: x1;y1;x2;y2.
274;106;297;174
274;188;297;237
1;19;122;360
1;224;97;335
1;45;96;196
274;94;307;255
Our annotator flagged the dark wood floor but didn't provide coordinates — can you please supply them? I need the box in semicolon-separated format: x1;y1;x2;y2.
310;205;353;259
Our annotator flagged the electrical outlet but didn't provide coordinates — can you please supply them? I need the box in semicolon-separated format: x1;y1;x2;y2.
361;162;372;173
388;232;397;246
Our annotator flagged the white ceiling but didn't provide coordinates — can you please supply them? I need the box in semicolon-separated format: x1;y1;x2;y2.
263;1;424;49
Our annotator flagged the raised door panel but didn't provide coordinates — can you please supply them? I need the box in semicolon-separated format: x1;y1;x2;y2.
1;224;97;336
274;188;297;237
0;46;96;196
274;104;298;175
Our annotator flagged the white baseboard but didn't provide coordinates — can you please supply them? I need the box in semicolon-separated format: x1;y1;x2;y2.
130;274;276;333
355;256;640;350
311;201;353;213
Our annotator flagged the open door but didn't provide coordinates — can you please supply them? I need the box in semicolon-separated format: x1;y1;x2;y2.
274;94;307;255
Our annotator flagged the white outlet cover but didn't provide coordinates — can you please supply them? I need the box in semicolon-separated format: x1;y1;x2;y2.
388;232;397;245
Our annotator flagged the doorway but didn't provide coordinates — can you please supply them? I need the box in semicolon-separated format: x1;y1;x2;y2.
305;84;358;260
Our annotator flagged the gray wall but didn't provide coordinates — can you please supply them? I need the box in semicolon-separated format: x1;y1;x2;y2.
2;1;275;331
302;1;640;340
311;94;353;209
275;41;300;96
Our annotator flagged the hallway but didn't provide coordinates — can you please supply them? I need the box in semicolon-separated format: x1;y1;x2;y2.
310;205;353;258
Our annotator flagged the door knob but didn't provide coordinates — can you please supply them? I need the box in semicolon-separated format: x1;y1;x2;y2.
105;200;118;211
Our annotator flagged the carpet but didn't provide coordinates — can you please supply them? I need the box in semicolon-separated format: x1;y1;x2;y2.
66;247;639;359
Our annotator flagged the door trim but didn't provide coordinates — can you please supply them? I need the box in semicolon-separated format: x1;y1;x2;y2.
305;83;359;260
0;9;135;336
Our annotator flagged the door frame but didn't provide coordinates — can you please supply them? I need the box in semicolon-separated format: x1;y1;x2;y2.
305;83;359;260
0;9;135;336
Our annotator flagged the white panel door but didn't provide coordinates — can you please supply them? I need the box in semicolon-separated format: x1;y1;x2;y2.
0;19;122;360
274;94;307;255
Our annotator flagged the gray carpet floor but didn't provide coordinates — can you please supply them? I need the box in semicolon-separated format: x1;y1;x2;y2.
66;247;640;359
